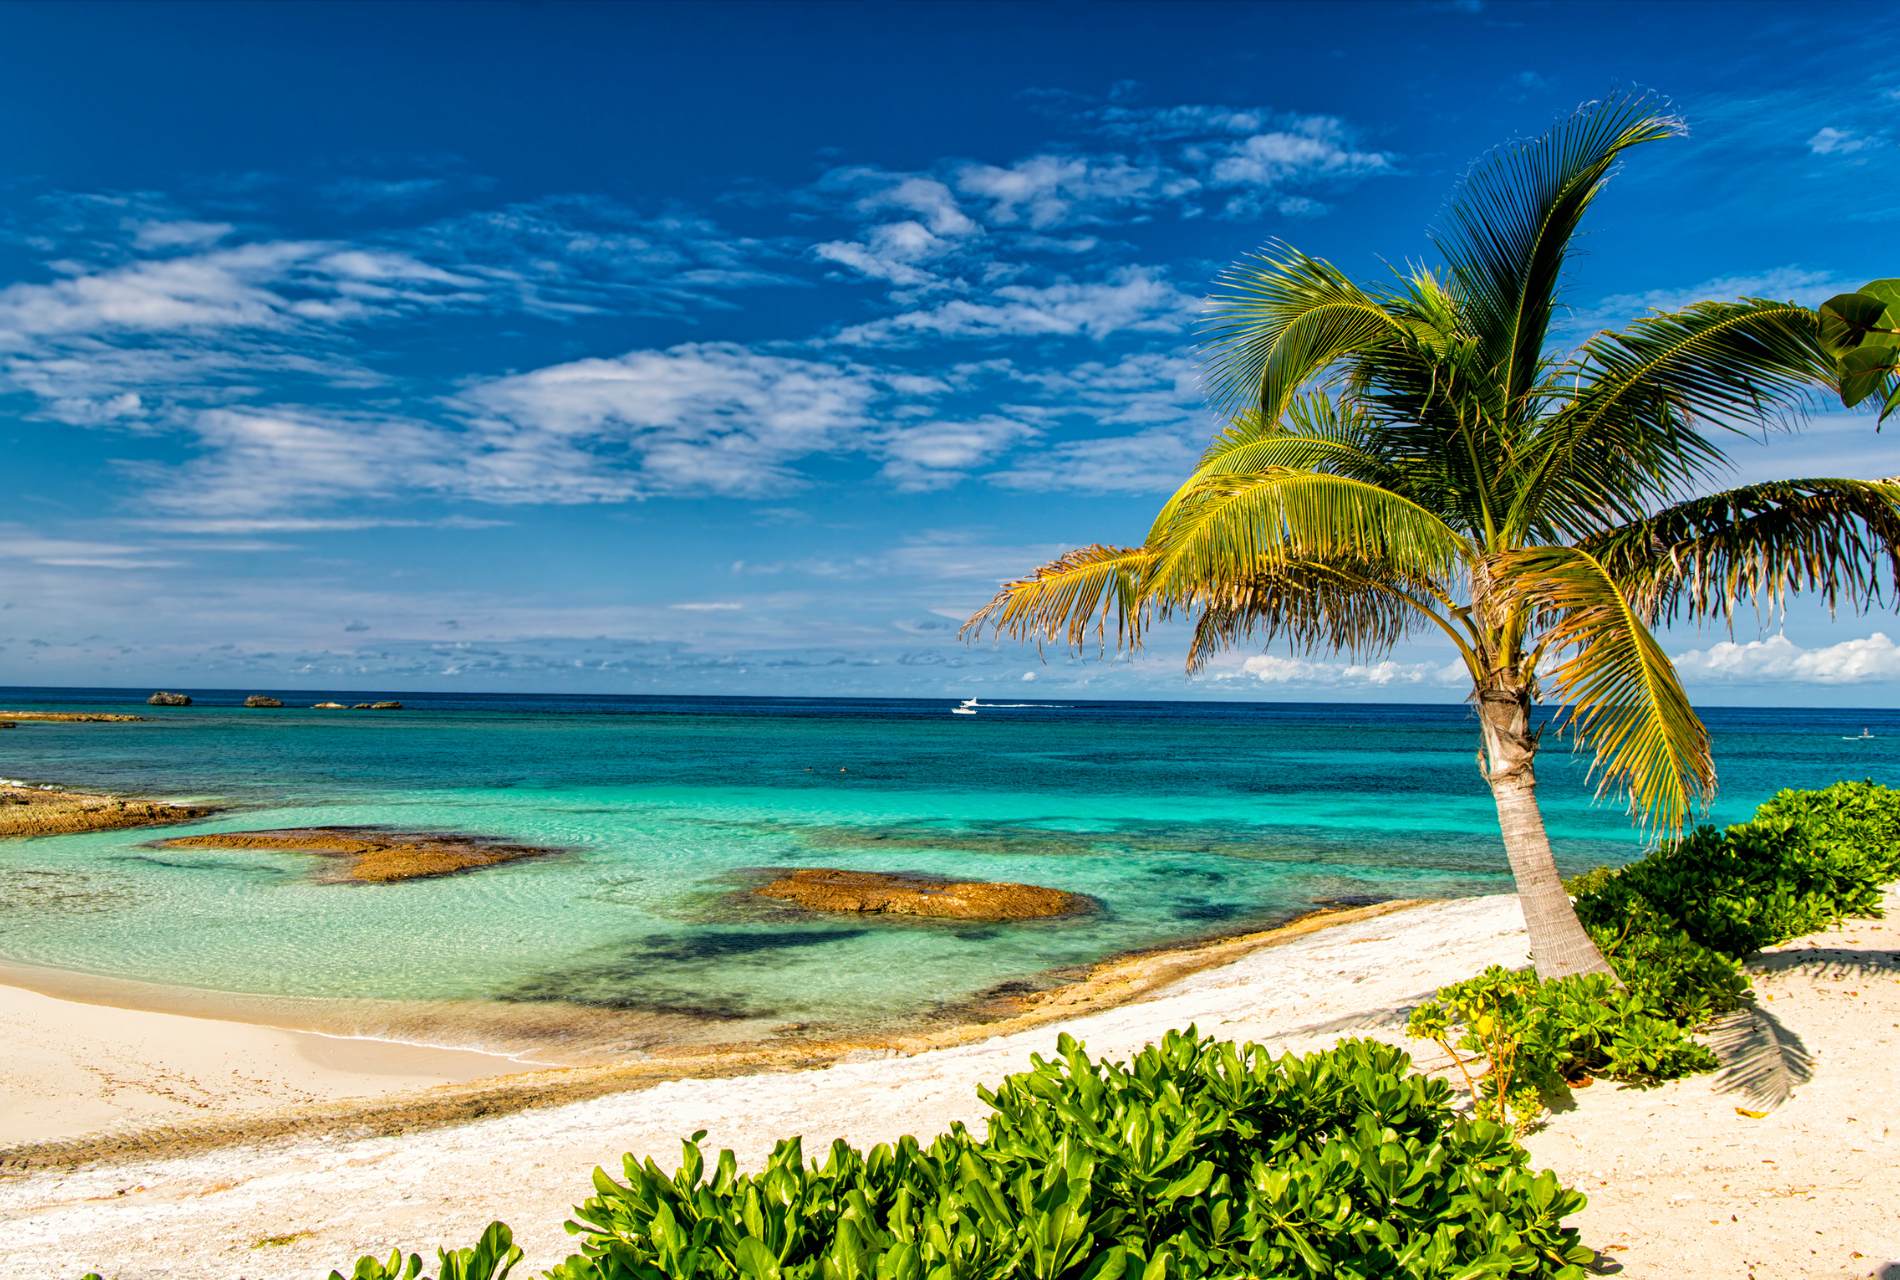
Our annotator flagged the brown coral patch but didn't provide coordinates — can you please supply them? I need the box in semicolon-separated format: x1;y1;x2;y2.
155;826;559;884
0;711;144;723
0;785;217;838
751;867;1093;922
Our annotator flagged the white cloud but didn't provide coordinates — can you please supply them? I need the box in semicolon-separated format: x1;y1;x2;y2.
140;407;468;516
0;524;178;571
1021;670;1037;682
816;219;958;287
460;342;887;499
0;241;475;346
1209;122;1389;187
860;175;978;237
1809;126;1874;156
1563;266;1861;337
669;601;745;612
991;424;1201;494
131;220;234;251
1221;653;1467;688
836;267;1197;345
878;415;1038;491
956;154;1193;228
1671;632;1900;684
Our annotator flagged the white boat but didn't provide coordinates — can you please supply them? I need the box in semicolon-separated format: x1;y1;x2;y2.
1843;727;1876;741
951;698;979;716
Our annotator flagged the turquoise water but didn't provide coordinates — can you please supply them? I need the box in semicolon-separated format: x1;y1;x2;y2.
2;689;1894;1054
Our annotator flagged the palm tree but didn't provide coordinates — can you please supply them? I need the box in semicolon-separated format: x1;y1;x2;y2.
967;97;1900;980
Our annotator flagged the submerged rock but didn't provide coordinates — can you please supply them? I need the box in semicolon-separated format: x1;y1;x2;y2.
752;868;1092;922
243;695;284;708
156;826;559;883
146;691;191;707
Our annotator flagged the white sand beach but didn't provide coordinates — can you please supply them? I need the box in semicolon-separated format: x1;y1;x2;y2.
3;889;1896;1279
0;978;535;1147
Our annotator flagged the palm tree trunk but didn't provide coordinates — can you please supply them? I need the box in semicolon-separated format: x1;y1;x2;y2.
1476;685;1616;979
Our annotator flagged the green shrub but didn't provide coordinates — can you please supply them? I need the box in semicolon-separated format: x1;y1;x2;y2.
551;1032;1590;1280
327;1223;523;1280
1405;967;1713;1132
1415;780;1900;1132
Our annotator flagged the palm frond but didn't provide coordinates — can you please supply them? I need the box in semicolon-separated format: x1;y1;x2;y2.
1433;94;1683;422
962;544;1155;653
1520;299;1835;537
1147;469;1473;601
1182;557;1448;672
1148;395;1395;543
1499;545;1714;831
1200;246;1403;420
1586;477;1900;624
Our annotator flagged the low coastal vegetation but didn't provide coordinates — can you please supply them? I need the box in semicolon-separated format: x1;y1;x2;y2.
180;1036;1588;1280
1409;780;1900;1131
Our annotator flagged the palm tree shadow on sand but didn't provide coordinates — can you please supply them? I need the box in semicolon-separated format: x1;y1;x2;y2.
1703;1001;1813;1110
1710;946;1900;1111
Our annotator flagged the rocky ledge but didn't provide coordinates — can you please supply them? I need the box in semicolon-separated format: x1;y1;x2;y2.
243;695;284;708
0;785;218;839
0;711;144;723
156;826;558;883
146;691;191;707
751;868;1093;922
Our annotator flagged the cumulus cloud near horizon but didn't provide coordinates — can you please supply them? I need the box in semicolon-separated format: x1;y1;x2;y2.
1671;632;1900;685
1219;653;1467;688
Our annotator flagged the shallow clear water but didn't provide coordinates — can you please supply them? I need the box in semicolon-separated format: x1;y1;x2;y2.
2;689;1894;1052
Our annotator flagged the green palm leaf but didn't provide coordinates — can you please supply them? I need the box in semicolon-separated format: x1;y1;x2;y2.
1587;478;1900;624
1433;94;1682;422
1500;546;1714;831
963;545;1155;653
1147;469;1472;598
1521;299;1836;537
1181;557;1450;672
1200;246;1403;421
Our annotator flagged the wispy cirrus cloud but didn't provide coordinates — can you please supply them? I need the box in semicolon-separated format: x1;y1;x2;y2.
834;266;1198;346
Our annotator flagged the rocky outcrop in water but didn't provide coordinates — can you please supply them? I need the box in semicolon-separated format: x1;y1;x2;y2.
0;784;218;838
157;827;559;883
751;868;1092;921
369;701;402;710
146;691;191;707
312;701;348;709
0;711;144;723
243;695;284;708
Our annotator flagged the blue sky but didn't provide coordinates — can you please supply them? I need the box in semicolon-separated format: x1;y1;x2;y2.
1;0;1897;703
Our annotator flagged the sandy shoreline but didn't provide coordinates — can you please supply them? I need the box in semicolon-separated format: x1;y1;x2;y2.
0;980;533;1146
0;897;1421;1162
3;889;1896;1278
